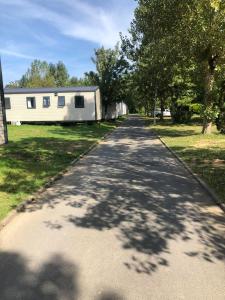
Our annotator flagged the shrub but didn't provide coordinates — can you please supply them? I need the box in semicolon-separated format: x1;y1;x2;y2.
216;109;225;133
171;104;193;123
190;103;202;114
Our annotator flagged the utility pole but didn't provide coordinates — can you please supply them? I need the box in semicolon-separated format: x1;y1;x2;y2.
0;58;8;144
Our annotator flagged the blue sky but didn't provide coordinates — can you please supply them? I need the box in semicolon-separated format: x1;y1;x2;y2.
0;0;136;84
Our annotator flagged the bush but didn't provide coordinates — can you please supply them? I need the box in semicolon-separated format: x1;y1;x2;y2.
190;103;202;114
216;109;225;133
171;105;193;123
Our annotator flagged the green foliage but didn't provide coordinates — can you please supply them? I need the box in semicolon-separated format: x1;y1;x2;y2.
171;101;193;124
216;110;225;133
190;103;203;114
49;61;70;86
87;45;129;113
83;71;99;86
8;60;72;88
201;105;220;121
122;0;225;133
5;81;20;88
70;76;80;86
20;60;56;88
70;74;94;86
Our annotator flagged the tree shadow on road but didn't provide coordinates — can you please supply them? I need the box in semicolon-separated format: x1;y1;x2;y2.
24;118;225;276
0;252;78;300
0;251;125;300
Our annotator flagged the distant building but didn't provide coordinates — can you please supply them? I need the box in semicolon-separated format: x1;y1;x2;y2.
4;86;128;123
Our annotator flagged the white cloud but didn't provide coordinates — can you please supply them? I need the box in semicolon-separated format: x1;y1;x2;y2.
0;49;35;59
0;0;135;47
0;41;36;60
0;0;136;83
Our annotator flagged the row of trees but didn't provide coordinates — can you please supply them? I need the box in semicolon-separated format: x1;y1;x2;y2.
121;0;225;134
6;60;92;88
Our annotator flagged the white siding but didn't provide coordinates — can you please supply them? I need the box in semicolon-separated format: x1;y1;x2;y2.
103;102;128;120
95;89;102;120
116;102;128;116
0;98;6;144
5;91;99;122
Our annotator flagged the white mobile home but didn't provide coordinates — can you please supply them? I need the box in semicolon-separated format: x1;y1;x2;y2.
4;86;102;123
116;102;128;117
103;102;128;120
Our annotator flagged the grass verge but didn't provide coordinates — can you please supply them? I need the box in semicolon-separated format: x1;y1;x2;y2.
0;119;123;221
149;118;225;204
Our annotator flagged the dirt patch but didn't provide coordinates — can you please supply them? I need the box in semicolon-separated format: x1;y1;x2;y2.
194;140;223;149
189;158;225;168
204;159;225;168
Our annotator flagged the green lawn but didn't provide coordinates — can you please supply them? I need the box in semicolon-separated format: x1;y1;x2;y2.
150;118;225;204
0;121;121;221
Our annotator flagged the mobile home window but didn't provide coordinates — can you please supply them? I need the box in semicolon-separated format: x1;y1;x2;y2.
43;96;50;108
58;96;65;107
75;96;84;108
27;97;36;109
5;97;11;109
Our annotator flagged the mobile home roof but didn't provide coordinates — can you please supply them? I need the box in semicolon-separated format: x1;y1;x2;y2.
4;86;99;94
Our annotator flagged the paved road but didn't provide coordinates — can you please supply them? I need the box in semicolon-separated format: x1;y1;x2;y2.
0;116;225;300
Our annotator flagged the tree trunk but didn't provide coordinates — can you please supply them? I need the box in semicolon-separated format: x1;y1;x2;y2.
201;55;217;134
160;98;165;121
144;100;151;116
216;81;225;132
153;88;157;125
202;120;212;134
144;105;147;116
104;103;108;120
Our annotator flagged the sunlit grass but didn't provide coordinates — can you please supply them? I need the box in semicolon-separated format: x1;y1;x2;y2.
0;121;120;221
150;118;225;204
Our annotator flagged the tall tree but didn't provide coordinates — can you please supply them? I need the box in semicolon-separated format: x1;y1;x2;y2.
49;61;70;87
123;0;225;133
89;45;128;116
177;0;225;133
5;80;20;88
70;76;80;86
20;60;56;88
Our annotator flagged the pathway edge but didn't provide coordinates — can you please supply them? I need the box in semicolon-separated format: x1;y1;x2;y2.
0;120;125;231
155;133;225;213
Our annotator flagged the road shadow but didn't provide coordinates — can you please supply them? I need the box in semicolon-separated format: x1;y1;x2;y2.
23;116;225;276
0;252;78;300
0;251;125;300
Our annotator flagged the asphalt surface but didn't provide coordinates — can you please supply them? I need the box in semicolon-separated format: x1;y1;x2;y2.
0;116;224;300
